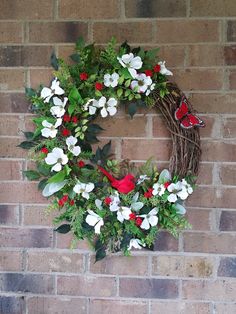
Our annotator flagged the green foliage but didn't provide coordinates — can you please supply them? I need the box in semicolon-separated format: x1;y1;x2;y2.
23;170;41;181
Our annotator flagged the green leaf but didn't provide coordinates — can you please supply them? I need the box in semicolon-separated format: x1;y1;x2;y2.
55;224;71;234
68;87;82;115
23;132;34;140
87;124;104;134
70;53;80;63
95;247;106;262
128;102;137;118
47;170;66;183
128;94;134;101
37;163;50;176
117;88;123;98
38;178;48;190
121;68;132;79
124;79;131;88
23;170;41;181
76;37;85;50
17;141;36;149
50;51;59;70
102;141;111;158
25;87;36;98
118;76;124;85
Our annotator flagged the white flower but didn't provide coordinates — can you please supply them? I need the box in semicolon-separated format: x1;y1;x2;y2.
152;183;165;197
117;207;132;223
73;181;95;200
41;118;62;138
137;175;150;185
85;210;104;234
100;97;118;118
45;147;68;172
95;199;103;210
158;61;173;76
145;83;155;96
167;182;188;203
139;208;158;230
50;97;68;118
128;238;143;250
109;192;121;212
104;73;119;87
40;78;65;103
117;53;142;78
131;73;152;93
181;179;193;195
66;136;81;156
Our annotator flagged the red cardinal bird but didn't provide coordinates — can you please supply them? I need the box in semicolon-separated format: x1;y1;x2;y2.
97;165;135;194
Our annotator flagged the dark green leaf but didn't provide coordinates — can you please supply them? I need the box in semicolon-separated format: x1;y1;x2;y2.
70;53;80;63
128;102;137;118
68;87;83;115
55;224;71;234
25;87;36;98
50;51;59;70
121;41;131;53
23;132;34;140
95;247;106;262
87;124;104;134
23;170;41;181
17;141;36;149
120;232;132;249
102;141;111;157
85;133;99;144
37;163;50;176
38;178;47;190
76;37;85;49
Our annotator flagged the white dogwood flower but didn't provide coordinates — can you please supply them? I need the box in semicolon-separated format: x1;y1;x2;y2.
167;182;188;203
50;97;68;118
152;183;165;197
131;73;152;93
128;238;143;250
104;73;119;87
139;208;158;230
100;97;118;118
73;181;95;199
181;179;193;195
117;207;132;223
66;136;81;156
41;118;62;138
45;147;68;172
146;83;155;96
158;61;173;76
117;53;142;78
137;174;150;185
109;192;121;212
40;78;65;103
85;210;104;234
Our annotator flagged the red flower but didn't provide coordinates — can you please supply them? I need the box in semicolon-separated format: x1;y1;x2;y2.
104;197;112;205
135;217;142;227
62;195;68;202
129;212;136;220
145;70;153;77
154;64;161;73
61;129;70;137
63;114;71;122
95;82;103;91
97;166;135;194
144;188;154;198
58;199;64;207
80;72;88;81
164;182;171;189
78;160;85;168
69;200;75;206
71;116;78;124
41;147;48;154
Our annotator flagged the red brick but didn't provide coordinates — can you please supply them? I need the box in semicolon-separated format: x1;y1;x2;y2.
227;21;236;42
183;232;236;254
0;273;54;294
189;93;236;114
173;69;223;91
156;20;219;43
152;116;171;138
229;70;236;89
125;0;186;18
186;208;211;231
0;22;23;44
120;278;178;299
23;205;56;226
159;46;186;67
0;251;22;271
0;115;21;136
57;45;75;65
30;69;53;89
187;45;224;66
27;251;84;273
219;211;236;231
0;0;54;19
0;205;19;225
27;297;87;314
224;45;236;65
154;231;179;251
215;303;236;314
93;22;152;44
89;299;148;314
152;255;214;277
150;301;211;314
197;163;213;185
222;117;236;138
190;0;236;16
219;164;236;185
0;160;22;180
0;227;53;248
59;0;119;19
182;279;236;301
55;232;91;251
29;22;88;43
0;137;26;158
57;275;117;297
0;297;25;314
201;141;236;162
198;116;216;138
0;93;30;113
0;70;25;91
121;139;171;161
90;255;148;276
218;257;236;277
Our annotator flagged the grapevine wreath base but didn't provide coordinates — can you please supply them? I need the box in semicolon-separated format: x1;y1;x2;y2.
21;38;204;261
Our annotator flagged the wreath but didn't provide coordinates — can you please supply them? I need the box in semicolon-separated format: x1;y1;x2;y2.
20;38;205;261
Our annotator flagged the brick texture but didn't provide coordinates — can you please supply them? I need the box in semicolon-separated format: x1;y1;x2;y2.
0;0;235;312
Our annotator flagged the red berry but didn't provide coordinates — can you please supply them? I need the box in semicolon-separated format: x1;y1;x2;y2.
95;82;103;91
61;129;70;137
135;217;142;227
129;213;136;220
154;64;161;73
145;70;153;77
80;72;88;81
71;116;78;124
63;114;71;122
144;188;153;198
164;182;171;189
41;147;48;154
69;200;75;206
62;195;68;202
78;160;85;168
58;199;64;207
104;197;112;205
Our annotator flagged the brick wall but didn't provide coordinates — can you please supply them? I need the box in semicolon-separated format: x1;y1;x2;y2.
0;0;236;313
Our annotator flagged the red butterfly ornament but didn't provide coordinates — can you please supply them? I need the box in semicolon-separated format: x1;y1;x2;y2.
174;97;205;129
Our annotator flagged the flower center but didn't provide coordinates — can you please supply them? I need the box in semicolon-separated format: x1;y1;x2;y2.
57;158;62;163
138;80;144;86
69;145;74;150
